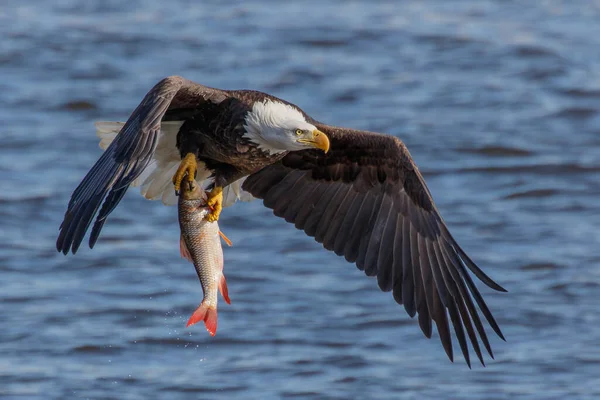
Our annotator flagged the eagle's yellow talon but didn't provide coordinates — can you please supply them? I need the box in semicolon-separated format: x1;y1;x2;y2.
173;153;197;194
205;186;223;222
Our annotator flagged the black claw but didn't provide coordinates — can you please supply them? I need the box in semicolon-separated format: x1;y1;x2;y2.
187;180;193;191
175;189;180;197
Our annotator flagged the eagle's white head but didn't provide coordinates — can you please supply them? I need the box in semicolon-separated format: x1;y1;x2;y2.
243;100;330;155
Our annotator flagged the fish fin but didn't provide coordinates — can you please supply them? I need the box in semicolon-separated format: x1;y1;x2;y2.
179;234;193;262
186;303;218;336
219;275;231;305
219;231;232;247
204;308;218;336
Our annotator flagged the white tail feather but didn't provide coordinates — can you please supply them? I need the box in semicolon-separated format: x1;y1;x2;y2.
222;177;255;208
162;184;178;205
95;121;122;150
94;121;254;207
142;162;179;200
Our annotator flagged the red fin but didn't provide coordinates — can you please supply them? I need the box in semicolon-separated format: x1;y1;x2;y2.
219;275;231;305
186;303;218;336
179;234;193;262
204;308;218;336
219;231;232;247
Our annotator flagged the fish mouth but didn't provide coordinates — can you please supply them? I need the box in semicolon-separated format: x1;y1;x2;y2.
179;179;203;200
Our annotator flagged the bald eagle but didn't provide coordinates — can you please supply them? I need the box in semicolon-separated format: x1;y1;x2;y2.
57;76;506;367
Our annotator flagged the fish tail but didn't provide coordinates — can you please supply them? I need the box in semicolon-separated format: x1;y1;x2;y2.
186;303;218;336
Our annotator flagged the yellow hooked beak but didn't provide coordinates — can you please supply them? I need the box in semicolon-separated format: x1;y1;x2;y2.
299;129;330;153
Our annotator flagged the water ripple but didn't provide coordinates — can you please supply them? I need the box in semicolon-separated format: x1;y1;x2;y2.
2;1;600;399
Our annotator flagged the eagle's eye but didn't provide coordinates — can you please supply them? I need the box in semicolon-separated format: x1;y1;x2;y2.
295;129;303;136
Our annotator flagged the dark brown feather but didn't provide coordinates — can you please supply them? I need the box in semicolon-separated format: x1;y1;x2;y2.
243;123;506;366
57;76;228;254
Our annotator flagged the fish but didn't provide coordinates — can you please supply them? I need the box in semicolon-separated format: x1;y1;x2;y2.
178;179;232;336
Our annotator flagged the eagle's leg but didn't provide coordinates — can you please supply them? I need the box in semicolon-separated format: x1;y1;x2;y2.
173;153;197;195
205;186;223;222
204;165;242;222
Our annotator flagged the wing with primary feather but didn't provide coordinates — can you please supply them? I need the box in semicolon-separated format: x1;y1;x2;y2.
243;123;506;367
57;76;228;254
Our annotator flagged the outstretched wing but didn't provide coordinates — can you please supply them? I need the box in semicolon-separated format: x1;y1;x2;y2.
57;76;228;254
243;123;506;367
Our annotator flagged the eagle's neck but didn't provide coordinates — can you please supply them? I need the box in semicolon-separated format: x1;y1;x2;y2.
242;100;306;155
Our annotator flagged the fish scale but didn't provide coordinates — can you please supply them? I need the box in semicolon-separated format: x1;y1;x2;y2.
178;182;231;336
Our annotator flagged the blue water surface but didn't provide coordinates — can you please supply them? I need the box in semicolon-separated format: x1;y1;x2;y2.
1;1;600;399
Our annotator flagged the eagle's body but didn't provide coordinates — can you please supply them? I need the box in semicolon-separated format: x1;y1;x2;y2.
170;90;295;186
57;76;506;367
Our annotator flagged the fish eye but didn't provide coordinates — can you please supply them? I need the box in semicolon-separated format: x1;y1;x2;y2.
295;129;303;136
